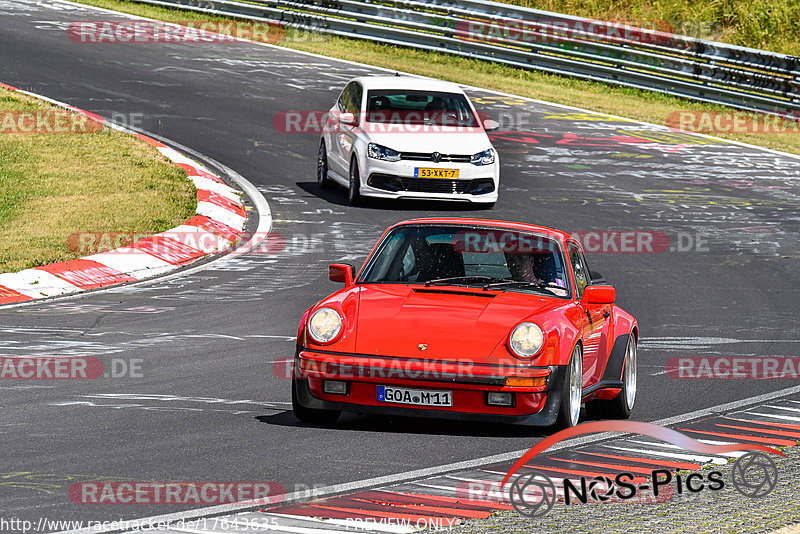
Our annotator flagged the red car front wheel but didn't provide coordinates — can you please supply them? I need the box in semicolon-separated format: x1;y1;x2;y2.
555;343;583;429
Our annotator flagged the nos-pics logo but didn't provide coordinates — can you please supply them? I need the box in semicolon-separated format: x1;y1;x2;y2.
502;421;781;517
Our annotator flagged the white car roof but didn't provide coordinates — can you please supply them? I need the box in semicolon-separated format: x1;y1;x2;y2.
353;75;466;94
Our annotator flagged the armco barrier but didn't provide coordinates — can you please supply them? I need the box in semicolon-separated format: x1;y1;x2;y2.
121;0;799;115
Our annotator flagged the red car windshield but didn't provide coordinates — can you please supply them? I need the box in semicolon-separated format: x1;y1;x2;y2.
360;225;570;298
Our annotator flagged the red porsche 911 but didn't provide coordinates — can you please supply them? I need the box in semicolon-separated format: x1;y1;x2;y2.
292;218;638;428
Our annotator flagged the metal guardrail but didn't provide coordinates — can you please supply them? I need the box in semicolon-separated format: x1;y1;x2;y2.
131;0;800;115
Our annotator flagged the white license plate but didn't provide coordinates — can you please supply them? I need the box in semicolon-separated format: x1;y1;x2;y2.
377;385;452;407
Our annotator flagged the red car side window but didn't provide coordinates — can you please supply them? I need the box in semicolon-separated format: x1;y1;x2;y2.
568;243;589;297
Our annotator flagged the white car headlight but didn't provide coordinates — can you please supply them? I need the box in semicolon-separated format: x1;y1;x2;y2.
509;322;544;358
308;308;343;343
470;148;495;166
368;143;401;162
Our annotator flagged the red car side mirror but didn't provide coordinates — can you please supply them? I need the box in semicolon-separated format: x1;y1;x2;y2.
582;285;615;305
329;264;355;285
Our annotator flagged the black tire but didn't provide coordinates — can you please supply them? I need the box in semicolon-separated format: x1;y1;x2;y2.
586;335;637;420
317;139;334;189
348;157;363;206
554;343;583;429
475;201;496;210
292;380;341;425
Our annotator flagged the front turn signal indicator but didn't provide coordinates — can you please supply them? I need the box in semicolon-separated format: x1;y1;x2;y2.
505;376;547;387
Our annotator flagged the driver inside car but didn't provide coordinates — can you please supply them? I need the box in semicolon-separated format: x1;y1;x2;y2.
368;96;391;123
506;252;567;296
424;97;450;124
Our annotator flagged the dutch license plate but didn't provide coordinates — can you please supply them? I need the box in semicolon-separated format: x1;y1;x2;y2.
377;385;453;407
414;168;459;179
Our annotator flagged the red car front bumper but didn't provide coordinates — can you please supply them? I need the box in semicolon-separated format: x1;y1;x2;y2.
293;349;568;426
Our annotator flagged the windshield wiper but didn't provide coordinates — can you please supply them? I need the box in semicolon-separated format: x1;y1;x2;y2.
482;279;566;293
424;275;499;287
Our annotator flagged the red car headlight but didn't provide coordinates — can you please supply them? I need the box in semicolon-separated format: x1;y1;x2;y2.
508;322;545;358
307;307;343;344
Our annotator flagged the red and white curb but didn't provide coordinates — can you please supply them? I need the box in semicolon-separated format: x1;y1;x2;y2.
0;82;248;305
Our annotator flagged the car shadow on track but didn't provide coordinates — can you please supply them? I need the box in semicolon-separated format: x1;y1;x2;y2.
296;182;493;212
255;410;553;438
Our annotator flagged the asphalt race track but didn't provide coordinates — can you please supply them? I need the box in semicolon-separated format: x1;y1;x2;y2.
0;0;799;528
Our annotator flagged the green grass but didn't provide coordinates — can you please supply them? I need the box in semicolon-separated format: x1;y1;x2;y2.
67;0;800;158
0;88;196;273
496;0;800;55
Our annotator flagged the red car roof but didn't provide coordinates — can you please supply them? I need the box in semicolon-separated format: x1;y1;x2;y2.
390;218;575;243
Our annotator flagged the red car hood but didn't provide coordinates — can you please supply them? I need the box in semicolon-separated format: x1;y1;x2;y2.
352;284;563;362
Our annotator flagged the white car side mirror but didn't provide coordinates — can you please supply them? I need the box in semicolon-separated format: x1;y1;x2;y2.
483;119;500;131
340;112;357;126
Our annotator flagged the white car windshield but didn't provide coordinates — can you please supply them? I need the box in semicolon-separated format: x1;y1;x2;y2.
365;90;479;127
360;225;570;298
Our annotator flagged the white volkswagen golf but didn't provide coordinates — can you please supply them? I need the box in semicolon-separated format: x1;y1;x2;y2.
317;76;500;208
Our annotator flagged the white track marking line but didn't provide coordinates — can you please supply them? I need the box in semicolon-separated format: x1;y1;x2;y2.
82;393;291;404
624;439;745;458
480;468;586;488
744;411;800;422
56;383;800;534
599;444;726;465
762;405;800;413
651;384;800;425
404;481;475;493
443;473;503;484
